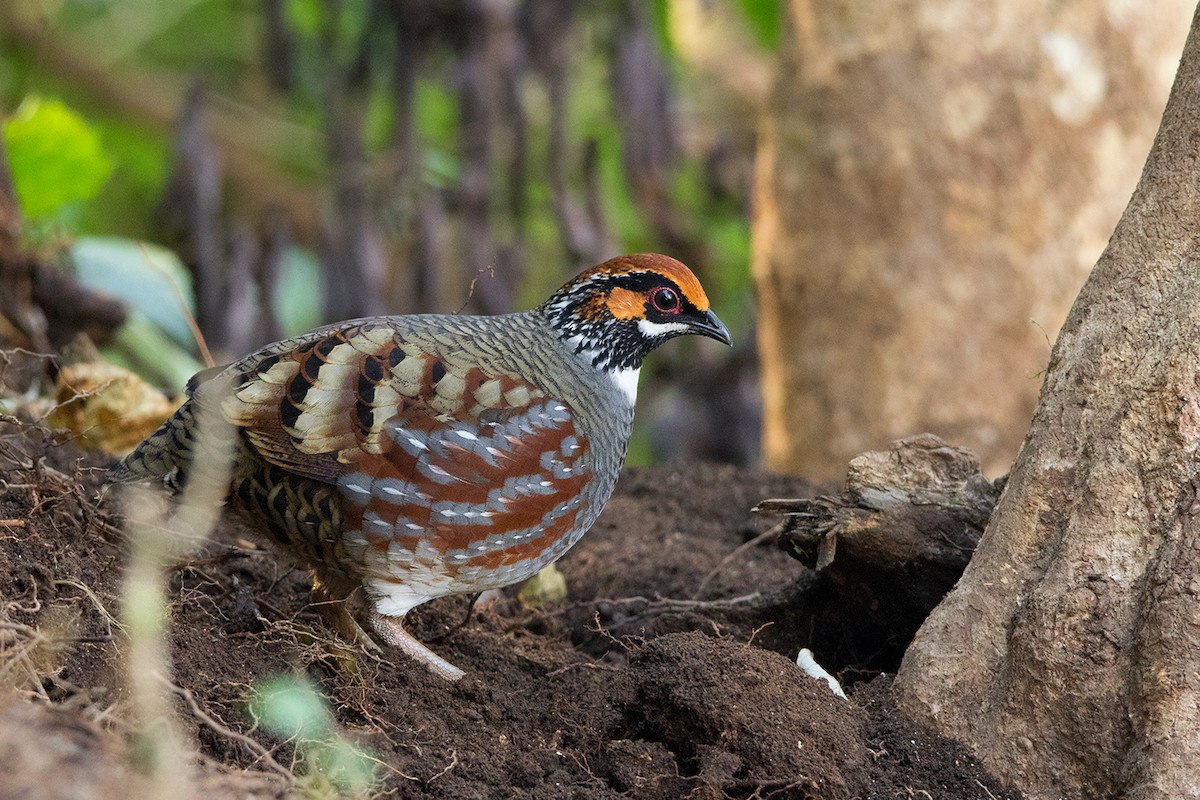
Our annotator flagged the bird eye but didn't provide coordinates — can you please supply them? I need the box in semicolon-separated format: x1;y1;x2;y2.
649;286;682;314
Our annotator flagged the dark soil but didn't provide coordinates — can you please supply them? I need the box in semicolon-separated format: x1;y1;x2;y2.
0;418;1021;799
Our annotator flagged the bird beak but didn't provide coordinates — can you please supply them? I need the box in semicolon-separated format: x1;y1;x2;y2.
691;309;732;346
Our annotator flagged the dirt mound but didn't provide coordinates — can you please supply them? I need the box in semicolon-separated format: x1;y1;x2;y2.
0;419;1020;799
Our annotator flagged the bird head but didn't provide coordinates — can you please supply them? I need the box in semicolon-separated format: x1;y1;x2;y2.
540;253;732;373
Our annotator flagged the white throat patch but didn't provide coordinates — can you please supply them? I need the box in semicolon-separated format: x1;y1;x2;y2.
637;319;689;338
609;367;640;406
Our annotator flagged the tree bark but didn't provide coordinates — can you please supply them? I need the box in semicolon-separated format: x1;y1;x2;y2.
895;7;1200;798
752;1;1191;479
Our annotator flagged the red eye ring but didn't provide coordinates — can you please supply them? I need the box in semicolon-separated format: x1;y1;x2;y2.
649;286;682;314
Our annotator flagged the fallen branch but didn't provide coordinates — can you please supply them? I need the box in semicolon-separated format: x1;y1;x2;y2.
757;434;1001;626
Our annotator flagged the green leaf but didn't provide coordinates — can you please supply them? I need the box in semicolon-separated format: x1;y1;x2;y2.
71;237;196;348
3;96;113;220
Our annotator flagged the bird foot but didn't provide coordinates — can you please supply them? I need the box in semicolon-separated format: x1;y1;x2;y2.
369;611;465;681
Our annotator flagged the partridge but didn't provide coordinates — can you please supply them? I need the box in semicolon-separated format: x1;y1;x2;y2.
110;253;730;680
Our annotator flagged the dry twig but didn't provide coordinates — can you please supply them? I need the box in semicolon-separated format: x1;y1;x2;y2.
692;525;782;600
159;675;293;781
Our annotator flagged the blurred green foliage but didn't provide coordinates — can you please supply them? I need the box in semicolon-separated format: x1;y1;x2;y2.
71;237;195;344
734;0;782;50
1;1;769;311
250;675;378;793
273;245;326;337
3;96;113;222
1;0;774;460
78;118;171;240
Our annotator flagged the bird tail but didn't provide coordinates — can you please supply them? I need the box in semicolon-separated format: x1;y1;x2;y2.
107;400;203;492
108;365;238;493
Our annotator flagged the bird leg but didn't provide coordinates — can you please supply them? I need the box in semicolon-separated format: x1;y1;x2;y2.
369;611;466;682
312;581;380;652
426;591;483;643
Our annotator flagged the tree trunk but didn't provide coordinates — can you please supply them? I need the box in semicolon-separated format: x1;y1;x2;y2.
895;7;1200;798
752;1;1190;479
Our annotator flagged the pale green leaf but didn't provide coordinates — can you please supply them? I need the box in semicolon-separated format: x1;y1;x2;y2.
4;96;113;220
71;237;196;348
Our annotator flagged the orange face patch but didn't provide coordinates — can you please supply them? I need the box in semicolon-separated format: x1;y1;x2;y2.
604;287;646;320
